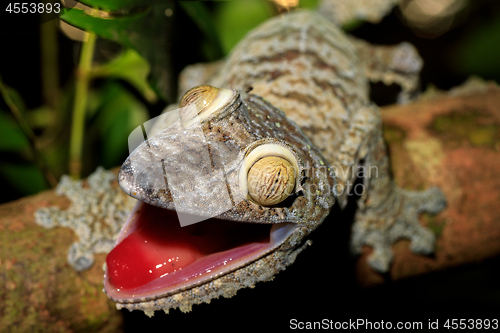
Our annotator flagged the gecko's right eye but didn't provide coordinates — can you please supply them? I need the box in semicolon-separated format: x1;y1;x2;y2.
179;85;236;128
239;141;302;206
247;156;296;206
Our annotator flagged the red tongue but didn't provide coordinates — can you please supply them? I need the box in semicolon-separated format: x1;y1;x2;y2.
106;204;271;291
106;226;202;290
105;205;205;290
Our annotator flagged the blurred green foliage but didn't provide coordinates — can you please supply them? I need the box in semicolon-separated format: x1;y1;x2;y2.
90;48;157;103
0;0;498;202
0;0;319;201
61;4;173;101
90;81;149;167
213;0;319;54
0;109;29;152
455;18;500;77
214;0;273;54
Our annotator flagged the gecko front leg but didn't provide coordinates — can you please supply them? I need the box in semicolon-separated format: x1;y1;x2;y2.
349;37;423;103
337;104;446;273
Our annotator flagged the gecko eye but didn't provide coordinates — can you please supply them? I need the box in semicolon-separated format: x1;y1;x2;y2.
239;142;301;206
247;156;295;206
179;85;235;128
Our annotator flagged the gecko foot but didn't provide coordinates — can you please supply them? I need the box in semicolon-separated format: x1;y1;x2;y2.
351;186;446;273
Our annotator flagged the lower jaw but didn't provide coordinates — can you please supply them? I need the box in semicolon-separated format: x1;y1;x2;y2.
104;201;297;303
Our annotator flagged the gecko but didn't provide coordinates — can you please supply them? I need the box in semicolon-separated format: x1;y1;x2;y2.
102;8;446;316
33;1;446;316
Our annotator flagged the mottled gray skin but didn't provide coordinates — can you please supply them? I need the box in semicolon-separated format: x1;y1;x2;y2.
117;90;336;315
115;8;446;315
120;92;335;225
180;10;446;272
35;168;136;271
318;0;403;26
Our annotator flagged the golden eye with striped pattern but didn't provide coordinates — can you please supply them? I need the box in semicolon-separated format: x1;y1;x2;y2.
179;85;235;128
239;143;300;206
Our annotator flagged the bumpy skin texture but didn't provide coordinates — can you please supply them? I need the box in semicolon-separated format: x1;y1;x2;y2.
117;92;336;314
180;10;446;272
35;168;136;271
318;0;403;26
120;93;335;225
117;8;446;314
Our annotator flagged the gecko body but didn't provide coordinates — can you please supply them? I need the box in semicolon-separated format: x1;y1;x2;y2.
107;9;446;315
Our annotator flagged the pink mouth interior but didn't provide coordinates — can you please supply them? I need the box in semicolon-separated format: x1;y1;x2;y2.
105;203;273;299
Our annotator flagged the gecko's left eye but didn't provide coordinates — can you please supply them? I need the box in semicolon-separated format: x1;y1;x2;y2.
179;85;236;128
239;142;302;206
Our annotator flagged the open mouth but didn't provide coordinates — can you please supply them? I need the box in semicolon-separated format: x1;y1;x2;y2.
104;201;297;302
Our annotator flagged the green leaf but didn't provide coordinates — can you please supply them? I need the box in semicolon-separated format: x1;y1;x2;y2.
0;163;47;195
90;48;158;103
3;85;28;117
61;5;173;101
0;112;30;151
0;81;32;151
26;106;55;128
61;8;149;49
214;0;273;55
77;0;160;12
92;82;149;168
298;0;320;9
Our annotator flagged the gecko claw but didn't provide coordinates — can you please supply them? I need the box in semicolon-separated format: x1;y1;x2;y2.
351;185;446;273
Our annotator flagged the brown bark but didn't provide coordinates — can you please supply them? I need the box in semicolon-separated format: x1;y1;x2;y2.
356;82;500;286
1;83;499;328
0;175;123;332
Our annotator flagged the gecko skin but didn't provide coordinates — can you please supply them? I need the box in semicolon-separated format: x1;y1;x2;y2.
180;10;446;272
108;9;446;315
112;88;336;315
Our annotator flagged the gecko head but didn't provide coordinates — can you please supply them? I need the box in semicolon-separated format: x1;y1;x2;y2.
104;85;336;309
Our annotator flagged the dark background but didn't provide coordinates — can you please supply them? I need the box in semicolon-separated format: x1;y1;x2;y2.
121;203;500;331
1;0;499;330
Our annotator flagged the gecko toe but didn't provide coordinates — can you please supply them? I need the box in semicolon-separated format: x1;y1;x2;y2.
366;240;393;273
408;225;435;255
418;187;447;214
352;185;446;273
